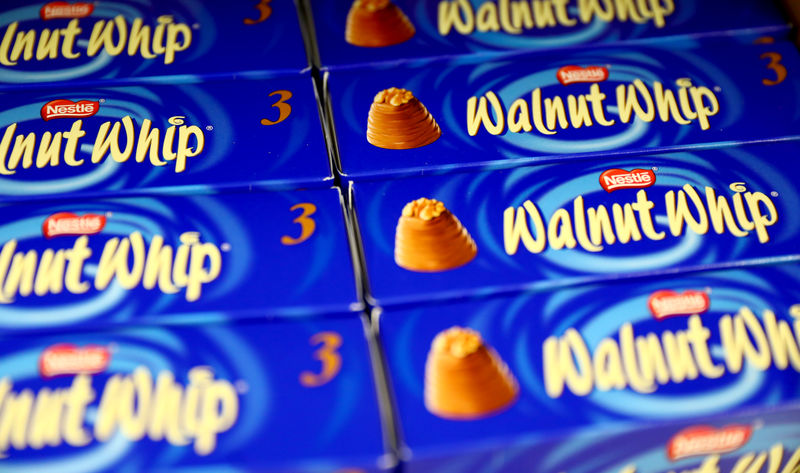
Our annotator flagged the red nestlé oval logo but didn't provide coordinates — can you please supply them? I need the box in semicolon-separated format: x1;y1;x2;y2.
40;99;100;121
42;212;106;239
40;1;94;21
39;343;111;378
667;424;752;461
648;289;710;321
599;168;656;192
557;65;609;85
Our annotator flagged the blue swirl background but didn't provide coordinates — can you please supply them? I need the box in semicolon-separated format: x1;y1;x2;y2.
0;316;383;471
329;36;800;178
0;0;306;86
380;264;800;462
0;74;329;201
0;187;357;332
312;0;788;68
356;142;800;306
403;400;800;473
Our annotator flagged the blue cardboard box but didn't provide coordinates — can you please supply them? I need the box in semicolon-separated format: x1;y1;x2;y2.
400;402;800;472
327;35;800;179
0;187;360;333
0;73;330;201
378;263;800;471
0;0;309;87
350;142;800;306
310;0;790;68
0;316;388;472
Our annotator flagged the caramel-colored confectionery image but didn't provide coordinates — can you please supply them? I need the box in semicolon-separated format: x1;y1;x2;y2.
367;88;441;150
395;198;477;272
424;327;519;420
345;0;416;48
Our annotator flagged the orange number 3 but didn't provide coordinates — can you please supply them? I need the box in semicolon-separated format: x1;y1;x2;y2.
244;0;272;25
761;52;787;86
261;90;293;126
281;203;316;246
299;332;343;388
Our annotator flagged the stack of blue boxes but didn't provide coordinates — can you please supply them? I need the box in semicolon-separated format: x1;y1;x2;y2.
1;1;799;471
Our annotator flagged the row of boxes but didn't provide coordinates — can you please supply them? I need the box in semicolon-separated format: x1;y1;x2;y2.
1;0;791;87
0;2;391;472
2;4;799;197
0;0;310;87
396;401;800;472
376;263;800;470
309;0;800;472
1;0;800;472
348;141;800;306
326;34;800;178
307;0;792;69
0;317;386;471
4;253;800;470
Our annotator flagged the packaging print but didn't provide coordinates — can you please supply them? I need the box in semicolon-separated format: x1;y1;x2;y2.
310;0;790;68
0;0;309;87
0;188;359;333
0;316;386;471
400;401;800;472
352;142;800;305
328;35;800;178
379;263;800;472
0;74;329;201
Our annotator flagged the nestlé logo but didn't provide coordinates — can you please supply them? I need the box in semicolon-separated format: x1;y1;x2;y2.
648;289;710;321
667;424;752;461
40;1;94;20
39;344;111;378
42;212;106;239
557;65;609;85
40;99;100;121
599;168;656;192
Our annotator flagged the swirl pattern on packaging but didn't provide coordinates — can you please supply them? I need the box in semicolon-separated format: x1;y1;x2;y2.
381;264;800;461
312;0;788;68
331;37;800;178
0;189;357;332
0;317;384;470
0;0;307;85
0;77;328;201
357;143;800;305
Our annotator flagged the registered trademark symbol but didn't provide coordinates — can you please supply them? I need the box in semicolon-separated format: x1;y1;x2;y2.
714;86;722;92
705;287;712;294
221;242;231;252
99;99;106;103
193;23;200;29
753;420;764;430
235;380;249;394
206;125;214;131
105;212;113;218
772;191;779;197
651;166;658;171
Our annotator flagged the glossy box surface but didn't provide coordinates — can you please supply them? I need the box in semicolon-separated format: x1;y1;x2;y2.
379;264;800;470
0;74;330;201
0;188;359;333
352;142;800;306
0;317;385;472
312;0;789;68
329;36;800;179
0;0;308;87
402;402;800;472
